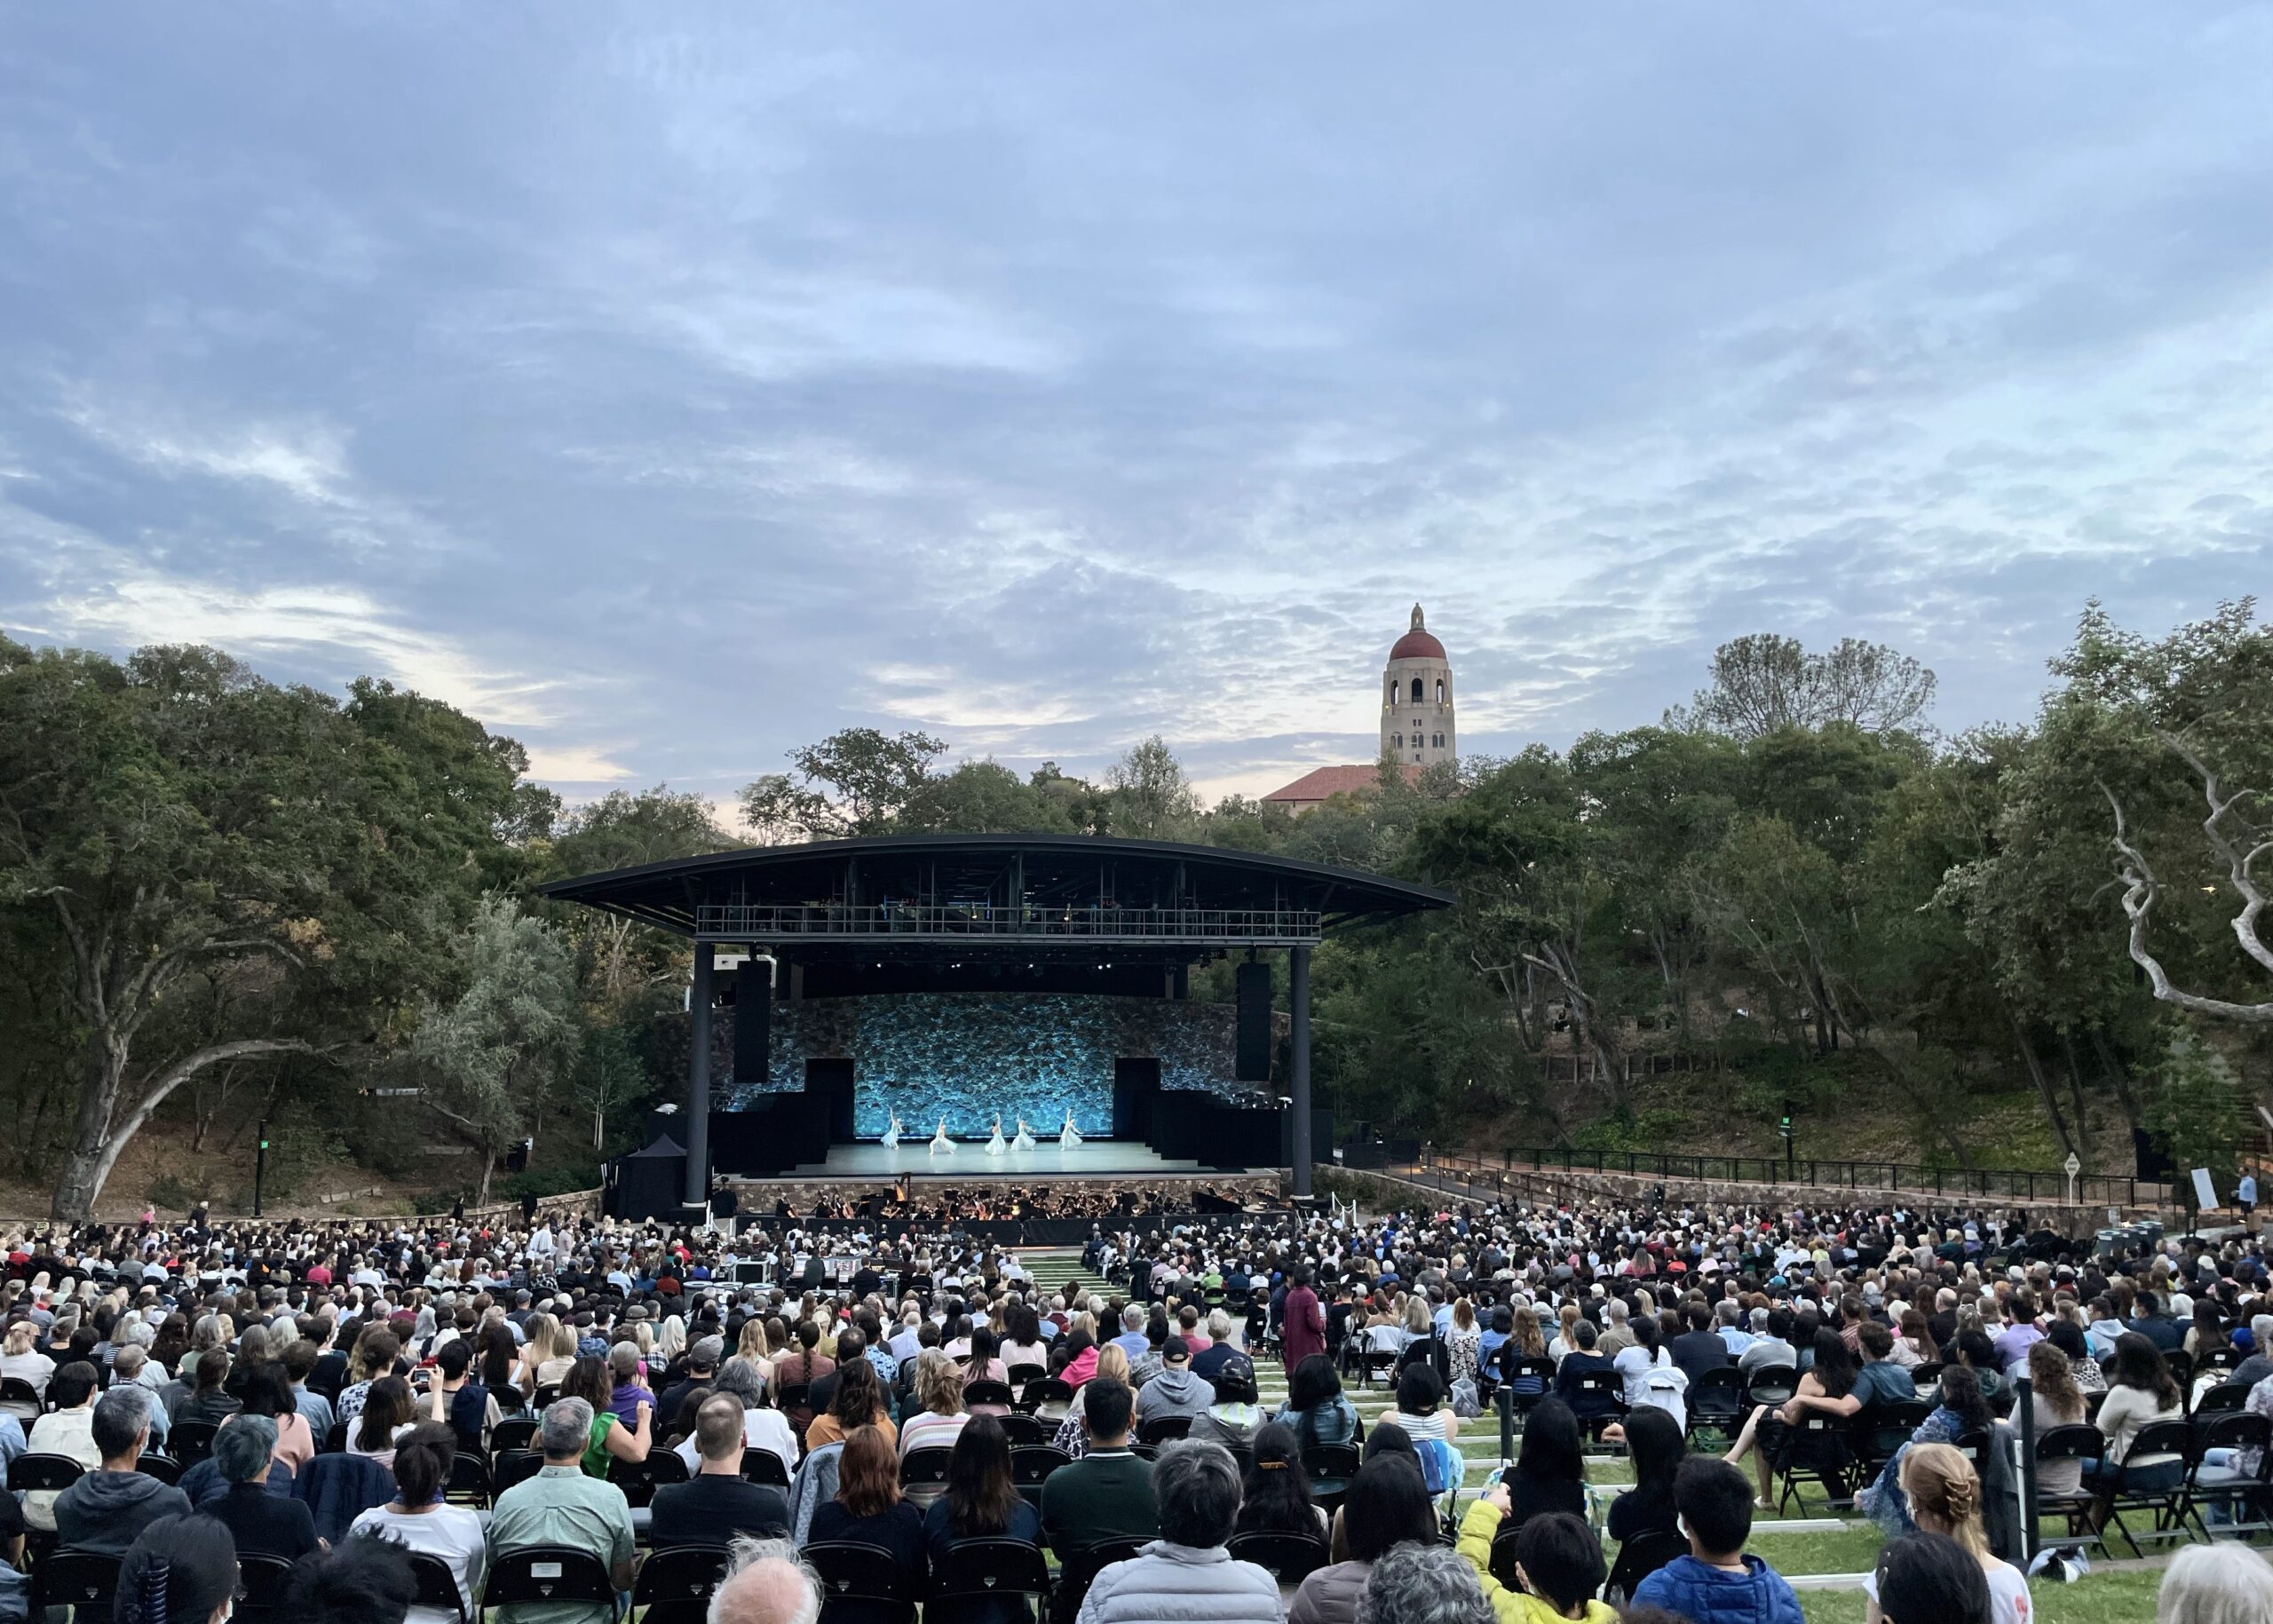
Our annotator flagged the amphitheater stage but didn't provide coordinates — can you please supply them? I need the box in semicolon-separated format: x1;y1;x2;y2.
765;1137;1273;1182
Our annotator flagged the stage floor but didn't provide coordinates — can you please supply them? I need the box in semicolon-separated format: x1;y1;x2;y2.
773;1139;1271;1182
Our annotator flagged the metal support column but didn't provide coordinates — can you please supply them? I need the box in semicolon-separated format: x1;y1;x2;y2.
686;941;714;1210
1291;943;1312;1199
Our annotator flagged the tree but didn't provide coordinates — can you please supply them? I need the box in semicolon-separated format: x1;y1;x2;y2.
410;895;579;1203
551;786;733;1003
899;759;1080;834
1667;634;1936;739
738;728;947;839
0;640;358;1221
1105;736;1200;839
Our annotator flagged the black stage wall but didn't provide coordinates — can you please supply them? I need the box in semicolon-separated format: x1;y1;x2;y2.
1234;962;1272;1082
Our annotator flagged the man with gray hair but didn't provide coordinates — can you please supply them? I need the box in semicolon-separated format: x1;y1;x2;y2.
1113;1303;1150;1359
1075;1439;1279;1624
51;1384;190;1556
707;1536;820;1624
1358;1542;1496;1624
487;1398;635;1624
2232;1314;2273;1389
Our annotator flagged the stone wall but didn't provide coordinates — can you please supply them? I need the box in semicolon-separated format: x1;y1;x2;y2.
1320;1164;2113;1234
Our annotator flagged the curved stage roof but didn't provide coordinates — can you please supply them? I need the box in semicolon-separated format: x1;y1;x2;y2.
541;832;1453;951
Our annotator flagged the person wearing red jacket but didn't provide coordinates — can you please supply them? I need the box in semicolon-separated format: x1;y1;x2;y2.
1281;1265;1326;1374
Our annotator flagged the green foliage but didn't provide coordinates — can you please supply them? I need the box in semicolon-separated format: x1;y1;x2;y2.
497;1161;602;1200
2144;1029;2244;1188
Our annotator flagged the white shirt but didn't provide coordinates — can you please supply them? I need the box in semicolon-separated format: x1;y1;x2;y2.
673;1406;798;1477
1865;1557;2030;1624
351;1504;488;1624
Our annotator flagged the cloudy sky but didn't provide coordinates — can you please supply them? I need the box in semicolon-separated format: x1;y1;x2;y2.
4;5;2270;806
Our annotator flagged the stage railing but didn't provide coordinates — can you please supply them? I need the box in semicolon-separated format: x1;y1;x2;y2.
695;901;1322;944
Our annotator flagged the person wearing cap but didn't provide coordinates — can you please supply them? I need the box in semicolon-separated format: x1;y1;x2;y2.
1134;1336;1215;1426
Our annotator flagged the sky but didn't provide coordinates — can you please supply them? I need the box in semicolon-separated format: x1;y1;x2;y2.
4;5;2270;809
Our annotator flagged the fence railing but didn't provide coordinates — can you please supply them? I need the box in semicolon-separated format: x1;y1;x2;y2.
1407;1146;2158;1210
694;902;1321;944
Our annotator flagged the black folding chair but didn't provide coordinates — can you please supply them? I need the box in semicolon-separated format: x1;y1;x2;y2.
1225;1531;1329;1586
2032;1423;2106;1547
1567;1368;1627;1443
740;1446;791;1488
1685;1367;1746;1446
171;1420;221;1467
964;1380;1016;1411
137;1453;184;1485
479;1545;618;1620
1006;1362;1048;1394
1495;1358;1556;1422
2180;1412;2273;1541
1303;1442;1361;1514
33;1549;123;1618
7;1452;86;1494
1011;1444;1072;1506
1136;1414;1192;1446
446;1451;494;1507
1775;1413;1855;1515
1048;1540;1144;1624
2195;1382;2253;1417
998;1412;1047;1447
899;1446;955;1509
1018;1378;1074;1421
1744;1366;1799;1408
931;1537;1051;1624
632;1544;733;1624
1909;1362;1944;1391
406;1552;472;1624
0;1376;44;1420
607;1448;690;1508
805;1540;918;1624
1487;1522;1525;1591
491;1447;544;1494
491;1416;541;1454
1605;1527;1688;1605
237;1553;299;1622
2099;1419;2196;1559
1854;1401;1933;1481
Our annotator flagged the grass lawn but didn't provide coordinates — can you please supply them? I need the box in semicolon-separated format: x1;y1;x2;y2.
1795;1567;2162;1622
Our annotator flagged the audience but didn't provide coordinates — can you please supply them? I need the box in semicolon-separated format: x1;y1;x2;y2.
653;1394;792;1546
52;1385;193;1555
115;1513;240;1624
1629;1458;1804;1624
805;1425;925;1624
1073;1439;1280;1624
21;1359;102;1530
206;1412;321;1559
1041;1377;1158;1556
487;1398;635;1624
350;1422;487;1624
1358;1541;1497;1624
1292;1454;1437;1624
1863;1443;2026;1624
924;1415;1041;1624
284;1535;420;1624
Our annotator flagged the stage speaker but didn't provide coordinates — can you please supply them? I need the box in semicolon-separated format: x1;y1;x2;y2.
733;973;770;1090
1235;961;1272;1082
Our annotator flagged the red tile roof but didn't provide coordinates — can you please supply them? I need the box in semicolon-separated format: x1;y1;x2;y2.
1263;762;1423;804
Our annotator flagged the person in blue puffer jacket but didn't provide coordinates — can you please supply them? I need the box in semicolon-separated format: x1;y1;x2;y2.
1630;1457;1804;1624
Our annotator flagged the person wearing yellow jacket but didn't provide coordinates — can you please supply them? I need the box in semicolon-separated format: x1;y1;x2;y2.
1456;1486;1619;1624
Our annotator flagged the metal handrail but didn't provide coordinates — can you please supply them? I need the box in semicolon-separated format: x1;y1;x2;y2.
694;902;1322;942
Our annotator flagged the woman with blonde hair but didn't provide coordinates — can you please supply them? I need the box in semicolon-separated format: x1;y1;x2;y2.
1550;1302;1583;1366
736;1315;773;1372
1865;1442;2029;1624
0;1319;55;1415
899;1350;970;1456
1051;1343;1131;1460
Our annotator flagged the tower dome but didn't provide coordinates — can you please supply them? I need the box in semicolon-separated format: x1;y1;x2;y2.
1381;604;1455;769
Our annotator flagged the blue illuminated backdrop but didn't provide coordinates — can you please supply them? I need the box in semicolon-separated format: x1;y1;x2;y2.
718;992;1259;1137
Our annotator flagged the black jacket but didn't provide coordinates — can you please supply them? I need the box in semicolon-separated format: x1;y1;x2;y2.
208;1480;321;1560
649;1473;789;1547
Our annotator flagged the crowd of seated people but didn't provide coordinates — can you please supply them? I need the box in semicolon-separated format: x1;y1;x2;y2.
0;1187;2271;1624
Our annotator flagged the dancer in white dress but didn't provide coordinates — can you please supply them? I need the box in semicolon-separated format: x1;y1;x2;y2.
986;1115;1007;1156
930;1117;954;1155
883;1113;901;1153
1012;1117;1035;1152
1059;1107;1083;1150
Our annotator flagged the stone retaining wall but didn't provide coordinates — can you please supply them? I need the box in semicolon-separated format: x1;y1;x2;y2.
1322;1164;2112;1235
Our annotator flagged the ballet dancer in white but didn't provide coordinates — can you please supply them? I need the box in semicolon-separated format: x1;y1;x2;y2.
930;1117;954;1154
986;1114;1007;1155
883;1112;901;1153
1012;1116;1036;1152
1059;1107;1083;1150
